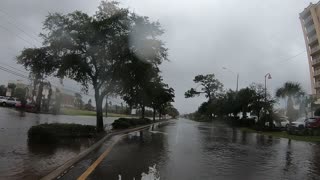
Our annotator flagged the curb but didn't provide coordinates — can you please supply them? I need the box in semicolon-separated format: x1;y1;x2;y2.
40;120;169;180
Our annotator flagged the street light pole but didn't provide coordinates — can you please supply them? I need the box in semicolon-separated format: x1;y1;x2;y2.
264;73;272;104
264;73;272;127
222;67;239;92
236;73;239;92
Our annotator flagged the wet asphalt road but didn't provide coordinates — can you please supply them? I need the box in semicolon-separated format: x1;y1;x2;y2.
60;119;320;180
0;107;117;180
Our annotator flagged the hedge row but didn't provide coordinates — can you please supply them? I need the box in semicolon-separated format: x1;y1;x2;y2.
28;123;97;143
112;118;151;129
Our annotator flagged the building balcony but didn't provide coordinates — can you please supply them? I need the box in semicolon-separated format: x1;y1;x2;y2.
315;81;320;89
311;45;320;55
309;35;318;45
312;57;320;67
304;15;313;25
300;9;311;19
314;69;320;77
306;24;316;35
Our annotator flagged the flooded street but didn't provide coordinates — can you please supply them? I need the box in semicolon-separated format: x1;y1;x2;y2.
64;118;320;180
0;107;117;180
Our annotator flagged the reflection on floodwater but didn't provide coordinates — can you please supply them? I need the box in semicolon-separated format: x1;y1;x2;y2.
0;108;117;179
86;119;320;180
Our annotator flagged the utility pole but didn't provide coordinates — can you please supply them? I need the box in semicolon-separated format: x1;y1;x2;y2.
264;73;272;126
236;73;239;92
222;67;239;92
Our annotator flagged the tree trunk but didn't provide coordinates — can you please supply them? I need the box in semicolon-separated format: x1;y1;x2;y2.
286;96;295;123
94;89;104;132
105;96;108;118
36;81;44;112
153;107;156;122
141;105;145;119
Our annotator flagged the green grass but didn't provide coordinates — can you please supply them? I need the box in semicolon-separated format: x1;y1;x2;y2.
61;108;133;118
240;127;320;142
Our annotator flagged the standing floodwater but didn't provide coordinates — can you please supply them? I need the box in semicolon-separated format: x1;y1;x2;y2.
79;119;320;180
0;108;117;180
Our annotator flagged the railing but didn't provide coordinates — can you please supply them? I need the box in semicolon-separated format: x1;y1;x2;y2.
314;70;320;76
306;24;316;34
305;15;313;24
309;35;318;44
313;57;320;65
311;45;320;54
315;81;320;88
301;10;311;19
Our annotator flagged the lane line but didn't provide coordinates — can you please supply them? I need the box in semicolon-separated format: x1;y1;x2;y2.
77;135;125;180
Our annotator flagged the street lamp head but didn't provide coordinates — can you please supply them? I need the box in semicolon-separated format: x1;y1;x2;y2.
267;74;272;79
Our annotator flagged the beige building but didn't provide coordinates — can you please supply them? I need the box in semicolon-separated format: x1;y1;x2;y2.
300;2;320;95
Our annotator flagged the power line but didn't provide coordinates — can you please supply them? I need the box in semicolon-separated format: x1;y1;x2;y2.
0;24;36;47
0;10;42;45
0;8;40;39
277;50;306;64
0;65;29;79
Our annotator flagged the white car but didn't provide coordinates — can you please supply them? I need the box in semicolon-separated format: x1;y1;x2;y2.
5;97;20;107
278;116;290;128
0;96;9;106
265;116;289;128
290;117;307;129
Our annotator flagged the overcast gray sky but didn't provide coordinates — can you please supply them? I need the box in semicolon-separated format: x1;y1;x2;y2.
0;0;317;113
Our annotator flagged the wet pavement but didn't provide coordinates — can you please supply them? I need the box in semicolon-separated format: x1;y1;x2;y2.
0;107;117;180
61;119;320;180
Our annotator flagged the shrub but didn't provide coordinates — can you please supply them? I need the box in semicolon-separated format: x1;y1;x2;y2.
112;118;151;129
28;123;97;143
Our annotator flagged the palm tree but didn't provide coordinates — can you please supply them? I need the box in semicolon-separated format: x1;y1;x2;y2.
275;82;305;122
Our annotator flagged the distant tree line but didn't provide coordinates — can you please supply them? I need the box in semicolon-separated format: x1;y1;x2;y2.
184;74;314;128
184;74;275;126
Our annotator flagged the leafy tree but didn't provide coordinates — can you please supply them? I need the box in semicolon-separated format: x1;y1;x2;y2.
17;47;57;112
185;74;223;101
85;99;94;111
223;90;241;116
14;87;27;100
121;60;162;119
0;85;6;96
147;80;175;121
74;93;83;109
249;83;275;125
165;104;179;119
41;2;132;132
237;87;256;118
42;1;167;131
275;82;305;122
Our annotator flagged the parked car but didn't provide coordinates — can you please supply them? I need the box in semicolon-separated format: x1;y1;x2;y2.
0;96;9;105
305;117;320;128
6;97;20;107
15;102;37;113
264;116;289;129
290;117;307;129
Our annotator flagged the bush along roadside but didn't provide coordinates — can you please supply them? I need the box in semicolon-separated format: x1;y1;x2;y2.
112;118;152;129
28;123;97;143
